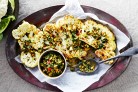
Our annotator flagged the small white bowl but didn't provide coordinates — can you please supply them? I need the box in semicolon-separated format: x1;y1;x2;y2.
38;49;67;79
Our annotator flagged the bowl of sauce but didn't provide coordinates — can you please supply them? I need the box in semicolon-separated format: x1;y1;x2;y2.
38;49;67;79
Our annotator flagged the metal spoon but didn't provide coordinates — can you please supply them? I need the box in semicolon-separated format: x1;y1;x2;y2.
75;47;138;75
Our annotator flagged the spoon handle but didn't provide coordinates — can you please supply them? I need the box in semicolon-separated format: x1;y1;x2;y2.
99;47;138;64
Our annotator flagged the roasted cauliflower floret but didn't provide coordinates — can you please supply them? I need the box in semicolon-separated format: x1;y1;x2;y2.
12;21;44;51
80;20;116;49
21;51;41;68
43;23;62;50
43;18;89;60
56;15;83;30
29;30;44;50
95;49;116;64
12;21;32;39
12;21;44;68
79;19;116;64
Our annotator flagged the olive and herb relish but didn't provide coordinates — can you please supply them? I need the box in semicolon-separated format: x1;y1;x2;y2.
79;60;96;73
40;52;65;77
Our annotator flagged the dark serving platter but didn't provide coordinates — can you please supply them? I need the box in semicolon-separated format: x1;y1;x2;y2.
5;5;132;91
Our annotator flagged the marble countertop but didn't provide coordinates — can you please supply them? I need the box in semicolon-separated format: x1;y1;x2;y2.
0;0;138;92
